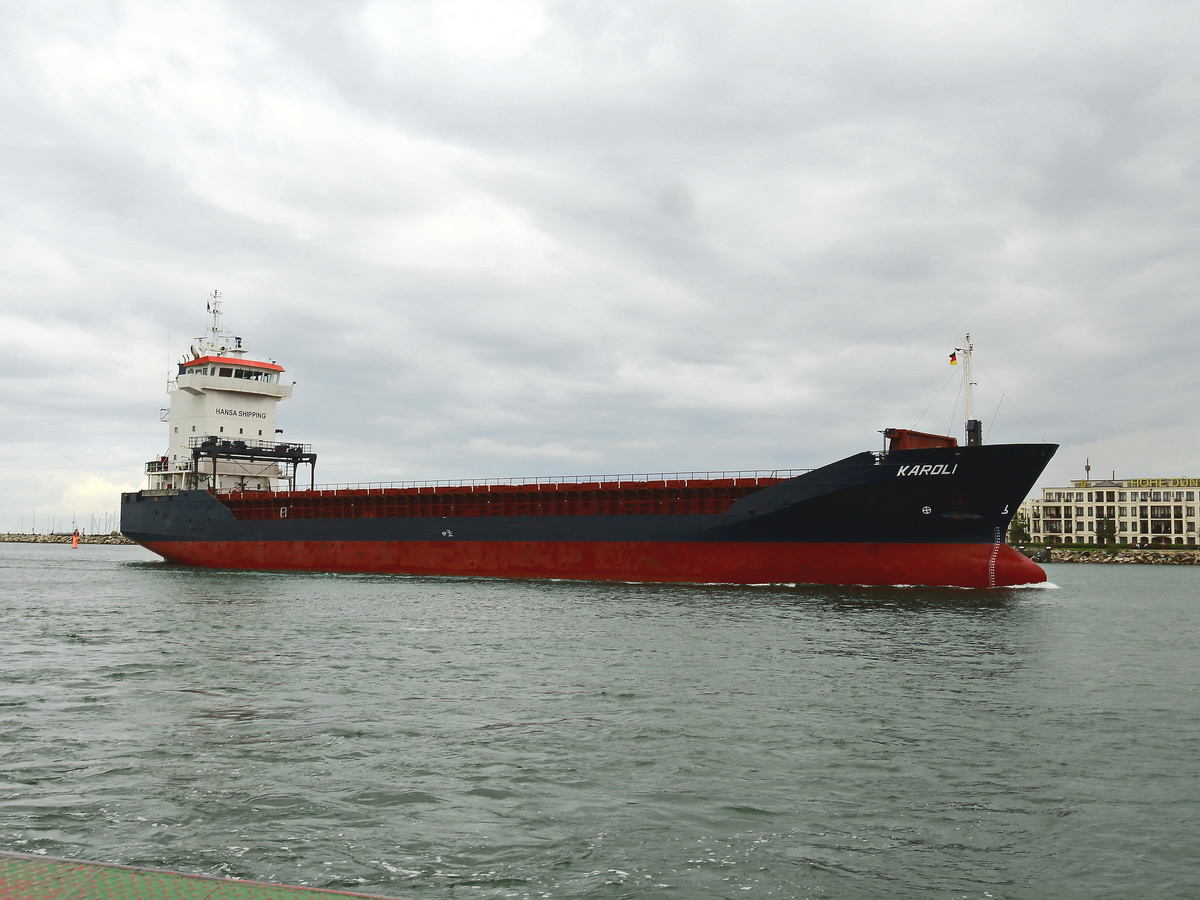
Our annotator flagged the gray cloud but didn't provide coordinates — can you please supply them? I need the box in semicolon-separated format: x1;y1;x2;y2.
2;0;1198;531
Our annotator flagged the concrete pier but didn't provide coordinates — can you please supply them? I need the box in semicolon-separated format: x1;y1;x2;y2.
0;851;401;900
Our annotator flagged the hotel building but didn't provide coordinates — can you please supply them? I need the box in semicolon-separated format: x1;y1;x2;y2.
1020;476;1200;546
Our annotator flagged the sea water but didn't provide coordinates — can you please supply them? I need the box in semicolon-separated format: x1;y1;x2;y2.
1;542;1196;899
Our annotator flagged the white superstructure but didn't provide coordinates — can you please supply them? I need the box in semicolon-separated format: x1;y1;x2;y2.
145;292;299;492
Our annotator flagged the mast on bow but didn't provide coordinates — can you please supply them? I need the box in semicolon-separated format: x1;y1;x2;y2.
956;334;982;446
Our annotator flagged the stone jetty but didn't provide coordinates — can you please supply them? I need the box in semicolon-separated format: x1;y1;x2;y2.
1;532;133;545
1031;547;1198;565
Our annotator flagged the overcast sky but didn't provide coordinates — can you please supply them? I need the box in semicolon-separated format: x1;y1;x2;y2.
3;0;1198;533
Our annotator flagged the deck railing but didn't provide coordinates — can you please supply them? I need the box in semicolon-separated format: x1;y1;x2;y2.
296;469;810;494
222;471;812;520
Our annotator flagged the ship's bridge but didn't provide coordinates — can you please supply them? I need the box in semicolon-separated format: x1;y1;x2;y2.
174;356;292;399
145;292;309;493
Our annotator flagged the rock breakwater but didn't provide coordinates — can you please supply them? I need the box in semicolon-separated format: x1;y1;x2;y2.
1037;548;1198;565
1;533;133;545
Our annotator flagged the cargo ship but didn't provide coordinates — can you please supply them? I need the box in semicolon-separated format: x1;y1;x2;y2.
121;296;1056;587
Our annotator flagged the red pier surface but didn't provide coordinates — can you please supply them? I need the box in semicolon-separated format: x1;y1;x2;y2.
0;851;401;900
143;539;1047;588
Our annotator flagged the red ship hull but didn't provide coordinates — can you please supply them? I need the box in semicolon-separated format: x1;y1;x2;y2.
139;538;1047;588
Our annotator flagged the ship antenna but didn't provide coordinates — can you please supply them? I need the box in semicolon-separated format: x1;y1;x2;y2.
208;290;222;343
957;334;982;446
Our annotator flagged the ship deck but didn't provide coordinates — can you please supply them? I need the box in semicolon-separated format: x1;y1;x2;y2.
221;471;807;520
